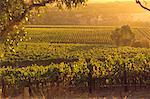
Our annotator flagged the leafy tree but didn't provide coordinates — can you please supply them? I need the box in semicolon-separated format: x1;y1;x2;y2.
0;0;87;52
111;25;135;47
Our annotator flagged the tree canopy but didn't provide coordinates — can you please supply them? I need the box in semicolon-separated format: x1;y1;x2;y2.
111;25;135;47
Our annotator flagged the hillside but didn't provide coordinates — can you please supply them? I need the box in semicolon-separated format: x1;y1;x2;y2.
29;2;150;26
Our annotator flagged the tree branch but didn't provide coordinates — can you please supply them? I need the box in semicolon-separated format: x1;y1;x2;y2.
136;0;150;11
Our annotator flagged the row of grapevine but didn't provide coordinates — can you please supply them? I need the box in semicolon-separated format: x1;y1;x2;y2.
25;28;113;44
133;28;150;42
0;55;149;97
1;44;150;64
1;43;150;66
138;28;150;41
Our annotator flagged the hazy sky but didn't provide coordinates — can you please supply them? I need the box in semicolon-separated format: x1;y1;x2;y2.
89;0;133;3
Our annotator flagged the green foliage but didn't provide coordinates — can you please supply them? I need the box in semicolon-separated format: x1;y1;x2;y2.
111;25;135;47
2;43;150;66
0;40;150;87
0;52;149;86
0;0;28;53
3;25;28;53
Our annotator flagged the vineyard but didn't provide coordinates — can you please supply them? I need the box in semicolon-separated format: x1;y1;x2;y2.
0;26;150;98
0;46;150;98
1;0;150;97
25;25;150;45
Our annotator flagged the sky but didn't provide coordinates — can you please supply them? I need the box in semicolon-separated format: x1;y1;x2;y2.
88;0;133;3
